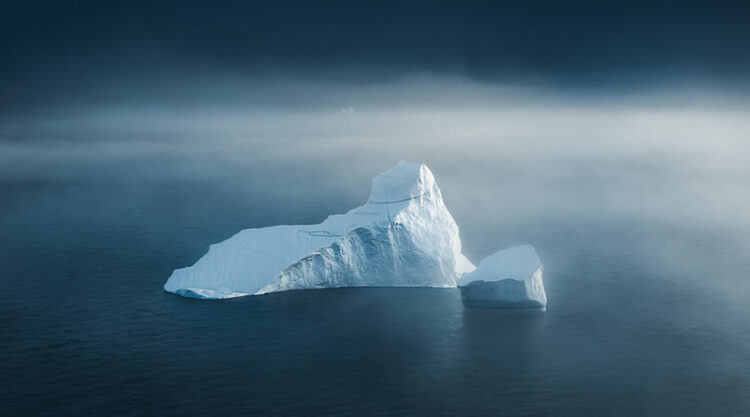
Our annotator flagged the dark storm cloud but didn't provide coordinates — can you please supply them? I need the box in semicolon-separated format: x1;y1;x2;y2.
2;0;750;101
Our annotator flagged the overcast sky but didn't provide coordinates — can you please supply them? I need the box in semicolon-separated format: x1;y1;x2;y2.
2;0;749;105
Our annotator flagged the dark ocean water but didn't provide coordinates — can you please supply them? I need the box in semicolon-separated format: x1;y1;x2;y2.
2;101;750;416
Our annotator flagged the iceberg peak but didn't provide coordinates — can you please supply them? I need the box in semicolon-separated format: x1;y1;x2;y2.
367;161;438;205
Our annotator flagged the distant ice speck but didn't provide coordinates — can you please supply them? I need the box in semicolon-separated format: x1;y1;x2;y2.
164;161;546;309
340;107;355;113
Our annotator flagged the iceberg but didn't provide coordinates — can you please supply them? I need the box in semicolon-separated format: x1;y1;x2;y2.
164;161;475;299
164;160;546;308
456;245;547;309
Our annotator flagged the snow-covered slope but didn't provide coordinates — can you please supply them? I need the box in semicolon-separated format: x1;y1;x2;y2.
457;245;547;308
164;161;475;299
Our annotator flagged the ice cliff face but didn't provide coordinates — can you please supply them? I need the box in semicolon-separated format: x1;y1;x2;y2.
164;161;475;299
456;245;547;308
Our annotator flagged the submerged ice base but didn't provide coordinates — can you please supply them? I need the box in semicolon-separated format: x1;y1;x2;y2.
164;161;546;308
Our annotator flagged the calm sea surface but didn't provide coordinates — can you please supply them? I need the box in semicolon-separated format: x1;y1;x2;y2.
2;101;749;415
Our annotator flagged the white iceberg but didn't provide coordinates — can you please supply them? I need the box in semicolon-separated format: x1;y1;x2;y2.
164;161;475;299
164;160;546;308
456;245;547;309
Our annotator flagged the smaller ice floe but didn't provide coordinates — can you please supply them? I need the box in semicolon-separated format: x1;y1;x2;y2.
457;245;547;309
